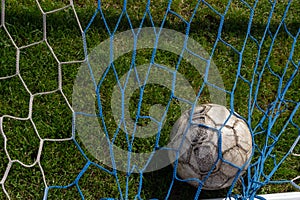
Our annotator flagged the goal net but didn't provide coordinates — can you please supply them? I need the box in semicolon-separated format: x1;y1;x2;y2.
0;0;299;199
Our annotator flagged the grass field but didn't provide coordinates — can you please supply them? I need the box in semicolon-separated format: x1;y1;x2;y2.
0;0;299;199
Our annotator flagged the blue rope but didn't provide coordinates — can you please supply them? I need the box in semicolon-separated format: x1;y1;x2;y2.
45;0;299;199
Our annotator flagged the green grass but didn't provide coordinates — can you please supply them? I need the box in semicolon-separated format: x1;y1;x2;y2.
0;0;299;199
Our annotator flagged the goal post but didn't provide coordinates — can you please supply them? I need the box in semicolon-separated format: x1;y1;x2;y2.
0;0;299;199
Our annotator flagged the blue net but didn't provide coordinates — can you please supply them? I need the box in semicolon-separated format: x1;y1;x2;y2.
0;0;299;200
74;0;300;199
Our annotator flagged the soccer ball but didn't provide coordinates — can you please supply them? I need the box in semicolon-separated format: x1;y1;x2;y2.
168;103;252;190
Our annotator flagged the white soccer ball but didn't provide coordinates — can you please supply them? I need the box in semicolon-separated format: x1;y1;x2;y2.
169;103;252;190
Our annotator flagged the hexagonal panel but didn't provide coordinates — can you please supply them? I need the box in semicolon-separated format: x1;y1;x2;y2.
32;92;72;139
41;140;86;186
2;117;40;165
19;42;58;94
221;127;236;151
46;7;84;62
207;104;230;126
4;1;43;47
223;146;246;168
0;76;30;118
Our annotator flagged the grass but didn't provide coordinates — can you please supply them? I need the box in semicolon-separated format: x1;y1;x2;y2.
0;0;299;199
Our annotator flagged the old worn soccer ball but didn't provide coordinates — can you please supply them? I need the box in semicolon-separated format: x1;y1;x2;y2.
168;103;252;190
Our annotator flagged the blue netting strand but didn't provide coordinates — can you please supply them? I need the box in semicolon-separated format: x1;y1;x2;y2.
40;0;299;199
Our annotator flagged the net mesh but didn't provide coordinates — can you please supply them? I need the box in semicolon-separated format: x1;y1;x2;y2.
0;0;299;199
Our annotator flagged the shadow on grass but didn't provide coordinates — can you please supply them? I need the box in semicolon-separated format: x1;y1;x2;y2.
4;1;299;46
